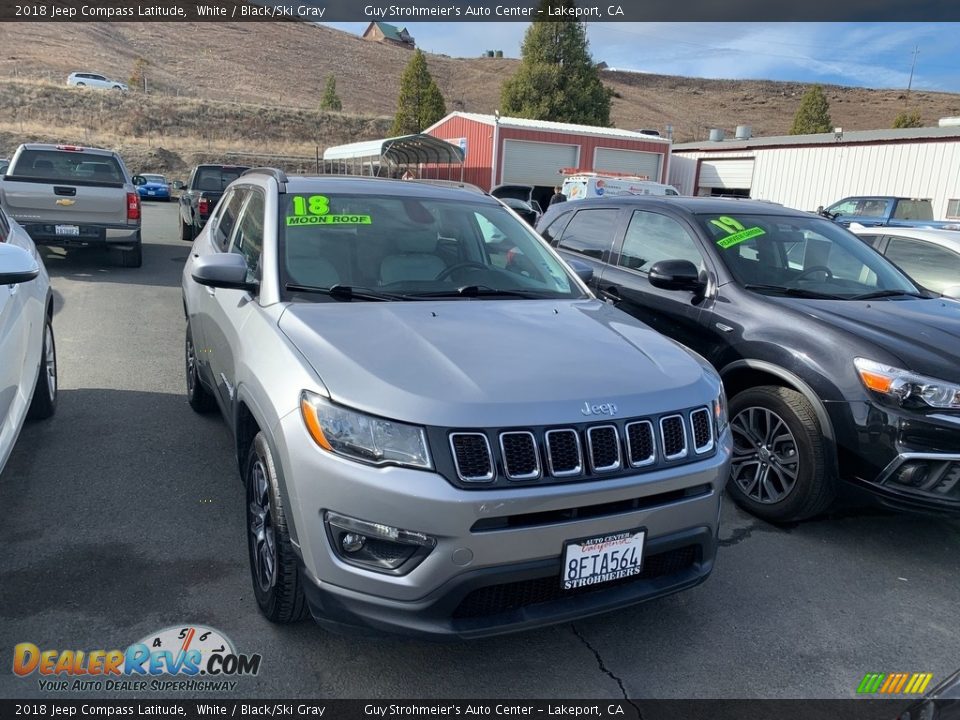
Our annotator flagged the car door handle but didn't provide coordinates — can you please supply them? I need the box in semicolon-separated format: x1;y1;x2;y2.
600;285;621;300
205;286;215;296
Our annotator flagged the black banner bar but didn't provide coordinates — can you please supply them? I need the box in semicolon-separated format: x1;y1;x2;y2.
0;699;915;720
1;0;959;22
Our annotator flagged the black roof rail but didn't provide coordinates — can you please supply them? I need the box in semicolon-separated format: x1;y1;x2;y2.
241;167;289;184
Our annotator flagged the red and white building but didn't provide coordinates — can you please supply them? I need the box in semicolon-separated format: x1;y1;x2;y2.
425;111;672;193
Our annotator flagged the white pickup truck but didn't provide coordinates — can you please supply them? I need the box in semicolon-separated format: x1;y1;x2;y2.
0;144;142;267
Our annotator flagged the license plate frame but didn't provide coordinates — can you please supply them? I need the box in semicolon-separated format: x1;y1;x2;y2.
55;225;80;236
561;527;645;591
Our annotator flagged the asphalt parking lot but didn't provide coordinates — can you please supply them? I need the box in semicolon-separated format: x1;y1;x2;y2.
1;200;958;700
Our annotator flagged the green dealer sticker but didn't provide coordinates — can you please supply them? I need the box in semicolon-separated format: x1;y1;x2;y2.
286;214;371;226
716;226;766;248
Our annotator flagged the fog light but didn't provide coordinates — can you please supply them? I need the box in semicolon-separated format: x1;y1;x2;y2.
341;533;366;553
895;462;930;488
324;511;436;574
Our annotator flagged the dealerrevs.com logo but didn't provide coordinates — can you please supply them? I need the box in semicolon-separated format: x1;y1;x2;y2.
13;625;262;692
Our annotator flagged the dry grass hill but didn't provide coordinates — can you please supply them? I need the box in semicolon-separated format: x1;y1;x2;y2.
1;21;958;172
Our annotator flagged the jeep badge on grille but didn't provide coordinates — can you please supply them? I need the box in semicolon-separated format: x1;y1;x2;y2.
581;402;618;417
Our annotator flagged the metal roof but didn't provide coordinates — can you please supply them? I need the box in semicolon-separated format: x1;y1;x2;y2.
425;111;672;144
322;134;464;165
673;126;960;152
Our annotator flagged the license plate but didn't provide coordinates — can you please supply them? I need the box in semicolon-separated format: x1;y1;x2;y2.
147;191;155;195
562;528;645;590
55;225;80;236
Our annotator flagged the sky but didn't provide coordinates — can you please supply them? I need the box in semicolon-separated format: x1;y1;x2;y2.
324;22;960;93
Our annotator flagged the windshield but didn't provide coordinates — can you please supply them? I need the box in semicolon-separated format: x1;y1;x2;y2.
9;150;124;185
278;192;582;301
697;213;920;298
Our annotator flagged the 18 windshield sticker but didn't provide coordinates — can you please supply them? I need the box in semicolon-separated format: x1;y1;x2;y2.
286;195;372;225
710;215;766;248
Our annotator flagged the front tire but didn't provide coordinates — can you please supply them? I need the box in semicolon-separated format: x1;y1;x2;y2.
727;386;835;523
246;431;308;623
27;316;57;420
185;324;216;413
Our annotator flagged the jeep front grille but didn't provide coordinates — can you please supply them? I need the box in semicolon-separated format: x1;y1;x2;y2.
500;431;540;480
450;433;494;482
660;415;687;460
442;405;715;488
545;429;582;477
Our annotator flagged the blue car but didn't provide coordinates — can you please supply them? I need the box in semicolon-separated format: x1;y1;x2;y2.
134;173;172;201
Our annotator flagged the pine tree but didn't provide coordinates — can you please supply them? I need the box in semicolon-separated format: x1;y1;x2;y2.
789;85;833;135
893;109;923;128
500;0;612;127
390;50;447;135
320;74;342;111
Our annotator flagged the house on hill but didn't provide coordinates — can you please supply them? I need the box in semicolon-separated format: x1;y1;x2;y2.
361;22;416;49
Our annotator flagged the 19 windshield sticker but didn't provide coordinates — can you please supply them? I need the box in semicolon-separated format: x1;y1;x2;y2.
710;215;766;248
287;194;372;225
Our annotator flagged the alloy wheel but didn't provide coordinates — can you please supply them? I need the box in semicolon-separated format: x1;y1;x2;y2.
730;406;800;504
248;459;277;593
44;323;57;402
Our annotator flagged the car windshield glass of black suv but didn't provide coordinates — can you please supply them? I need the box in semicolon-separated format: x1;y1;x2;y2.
278;192;581;301
697;213;922;299
10;150;124;185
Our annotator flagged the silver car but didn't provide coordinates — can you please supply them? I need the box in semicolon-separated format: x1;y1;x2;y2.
66;72;128;92
0;207;57;476
181;170;731;638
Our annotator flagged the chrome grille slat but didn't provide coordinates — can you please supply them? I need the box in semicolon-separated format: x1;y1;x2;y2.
587;425;621;472
449;432;494;482
625;420;656;467
660;415;688;460
500;431;541;481
690;407;714;454
545;429;583;477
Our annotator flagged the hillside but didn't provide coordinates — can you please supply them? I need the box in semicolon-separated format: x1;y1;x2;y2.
0;21;958;169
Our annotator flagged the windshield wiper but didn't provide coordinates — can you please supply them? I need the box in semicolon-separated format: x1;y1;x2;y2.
403;285;552;299
848;289;927;300
284;283;401;301
742;284;845;300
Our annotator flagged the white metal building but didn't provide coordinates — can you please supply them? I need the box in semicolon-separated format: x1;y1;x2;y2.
669;126;960;219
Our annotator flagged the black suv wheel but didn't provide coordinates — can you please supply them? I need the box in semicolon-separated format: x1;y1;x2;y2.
727;386;835;522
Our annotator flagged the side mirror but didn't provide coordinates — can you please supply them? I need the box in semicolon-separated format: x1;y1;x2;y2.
648;259;704;292
567;258;594;284
816;206;824;214
132;175;145;186
191;254;257;292
0;244;41;285
172;181;186;190
942;285;960;300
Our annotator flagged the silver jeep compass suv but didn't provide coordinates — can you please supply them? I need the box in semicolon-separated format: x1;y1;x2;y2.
181;169;732;638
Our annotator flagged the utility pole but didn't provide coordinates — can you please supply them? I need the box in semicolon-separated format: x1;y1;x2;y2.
907;45;919;95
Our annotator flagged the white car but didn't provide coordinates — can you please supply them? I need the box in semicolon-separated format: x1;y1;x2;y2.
66;72;128;92
848;223;960;299
0;207;57;476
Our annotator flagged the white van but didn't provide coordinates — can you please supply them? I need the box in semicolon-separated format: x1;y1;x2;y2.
562;173;679;200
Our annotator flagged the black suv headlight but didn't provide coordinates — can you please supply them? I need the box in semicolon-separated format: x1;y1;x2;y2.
855;358;960;410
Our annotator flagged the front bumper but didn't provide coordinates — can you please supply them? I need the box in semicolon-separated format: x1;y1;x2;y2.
274;413;731;638
22;223;140;248
832;399;960;514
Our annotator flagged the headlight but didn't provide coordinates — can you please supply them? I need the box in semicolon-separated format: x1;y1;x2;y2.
299;391;432;469
854;358;960;410
714;385;729;434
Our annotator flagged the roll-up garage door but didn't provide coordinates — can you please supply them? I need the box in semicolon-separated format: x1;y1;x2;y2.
501;140;579;186
593;148;662;180
697;158;755;191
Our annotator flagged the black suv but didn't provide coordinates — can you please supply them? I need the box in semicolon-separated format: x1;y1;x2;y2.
537;196;960;522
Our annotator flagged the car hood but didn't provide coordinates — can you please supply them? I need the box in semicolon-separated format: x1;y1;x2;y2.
278;299;719;427
778;296;960;380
